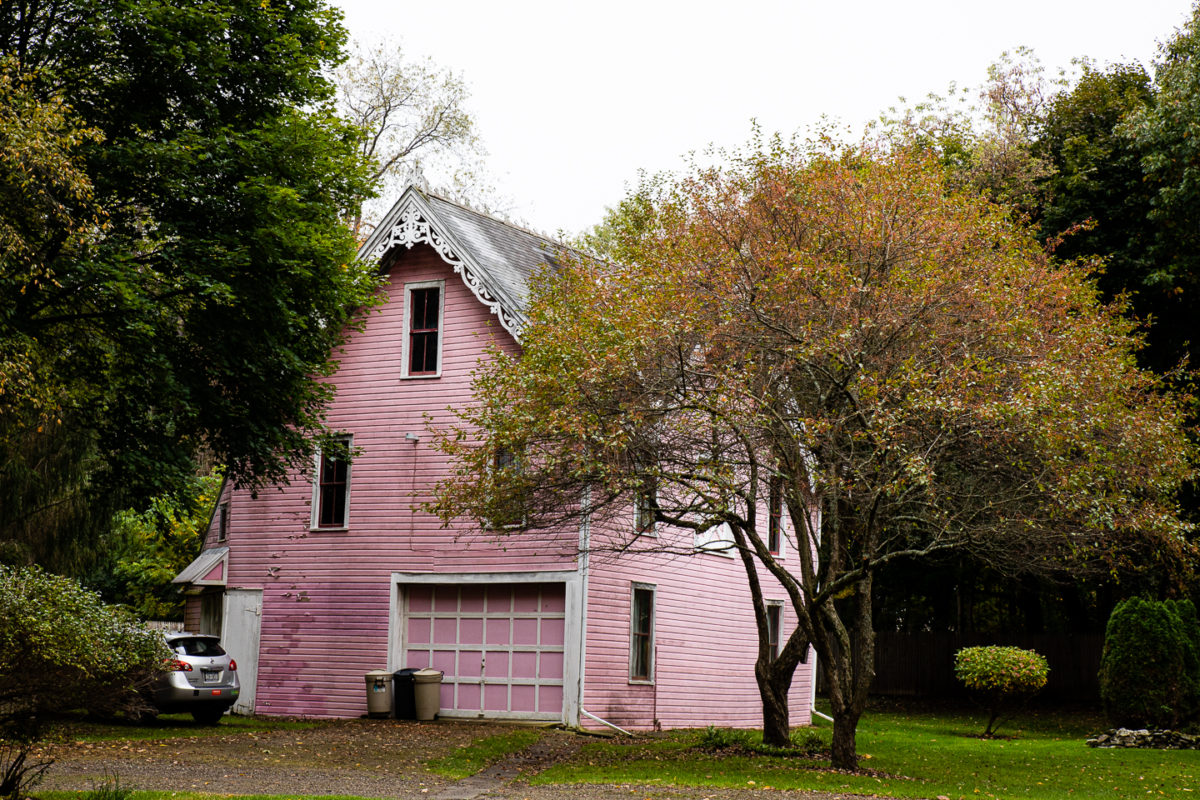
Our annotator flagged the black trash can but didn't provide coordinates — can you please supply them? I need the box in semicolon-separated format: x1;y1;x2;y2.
392;668;419;720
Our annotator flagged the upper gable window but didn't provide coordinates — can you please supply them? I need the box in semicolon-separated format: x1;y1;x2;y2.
404;281;444;378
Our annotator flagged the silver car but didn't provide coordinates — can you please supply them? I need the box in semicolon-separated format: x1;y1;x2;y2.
153;633;240;723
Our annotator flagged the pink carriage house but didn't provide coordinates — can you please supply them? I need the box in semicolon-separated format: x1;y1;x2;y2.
174;186;815;730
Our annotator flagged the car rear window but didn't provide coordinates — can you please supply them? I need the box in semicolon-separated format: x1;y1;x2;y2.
170;637;227;656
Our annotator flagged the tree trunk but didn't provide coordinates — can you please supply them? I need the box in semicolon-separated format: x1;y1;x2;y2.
831;707;862;770
757;657;798;747
815;571;877;772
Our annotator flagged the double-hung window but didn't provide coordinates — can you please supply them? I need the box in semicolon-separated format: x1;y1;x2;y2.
486;445;526;529
630;583;655;682
634;476;658;535
312;436;352;529
404;281;443;377
767;476;784;555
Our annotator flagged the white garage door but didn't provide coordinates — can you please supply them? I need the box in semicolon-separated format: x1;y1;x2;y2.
403;583;565;720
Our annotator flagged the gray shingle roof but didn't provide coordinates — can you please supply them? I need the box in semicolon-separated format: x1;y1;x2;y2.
357;186;570;339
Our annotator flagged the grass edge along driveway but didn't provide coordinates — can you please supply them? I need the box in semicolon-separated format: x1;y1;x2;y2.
534;704;1200;799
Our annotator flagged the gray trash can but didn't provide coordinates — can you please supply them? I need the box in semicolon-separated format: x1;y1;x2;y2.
412;668;443;721
364;670;393;718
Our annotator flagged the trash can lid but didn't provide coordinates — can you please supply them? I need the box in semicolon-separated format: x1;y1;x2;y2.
365;669;392;678
412;668;443;682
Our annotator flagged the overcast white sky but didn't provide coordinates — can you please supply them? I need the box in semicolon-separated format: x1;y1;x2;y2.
336;0;1196;236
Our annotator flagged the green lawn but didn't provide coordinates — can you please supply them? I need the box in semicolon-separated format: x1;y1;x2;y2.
426;729;544;778
536;702;1200;799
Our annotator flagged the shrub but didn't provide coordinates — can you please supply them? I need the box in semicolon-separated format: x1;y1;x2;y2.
954;645;1049;736
0;564;167;732
1099;597;1200;729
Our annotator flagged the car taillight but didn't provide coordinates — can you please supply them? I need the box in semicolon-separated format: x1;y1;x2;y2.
229;659;237;671
166;659;193;672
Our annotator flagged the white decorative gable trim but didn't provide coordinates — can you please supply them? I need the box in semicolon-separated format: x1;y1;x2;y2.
368;198;523;338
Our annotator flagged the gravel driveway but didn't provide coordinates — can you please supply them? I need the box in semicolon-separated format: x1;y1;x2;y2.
33;717;891;800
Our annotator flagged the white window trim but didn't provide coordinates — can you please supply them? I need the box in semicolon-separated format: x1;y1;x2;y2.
629;582;656;685
401;279;445;379
695;521;736;557
216;501;229;543
310;435;352;531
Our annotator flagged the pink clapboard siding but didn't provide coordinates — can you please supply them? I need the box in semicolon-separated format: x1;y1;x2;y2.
218;243;578;717
579;530;813;731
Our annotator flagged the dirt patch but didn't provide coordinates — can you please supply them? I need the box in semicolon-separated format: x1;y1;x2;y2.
32;718;889;800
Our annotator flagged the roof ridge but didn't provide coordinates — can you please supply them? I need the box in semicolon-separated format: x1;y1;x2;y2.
421;188;571;250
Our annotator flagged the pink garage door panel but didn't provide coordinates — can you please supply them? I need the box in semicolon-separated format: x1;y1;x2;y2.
403;582;565;720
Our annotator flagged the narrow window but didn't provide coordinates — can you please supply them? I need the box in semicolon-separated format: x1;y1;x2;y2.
314;436;351;529
766;602;782;663
768;476;783;555
408;286;441;375
634;476;657;535
216;502;229;542
487;445;525;529
630;584;655;682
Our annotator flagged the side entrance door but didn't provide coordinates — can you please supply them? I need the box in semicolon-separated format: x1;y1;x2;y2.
222;589;263;716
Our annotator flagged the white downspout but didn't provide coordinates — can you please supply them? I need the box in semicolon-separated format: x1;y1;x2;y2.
580;708;634;736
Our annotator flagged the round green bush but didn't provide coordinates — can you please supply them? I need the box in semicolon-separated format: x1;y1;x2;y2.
1099;597;1200;729
954;645;1049;736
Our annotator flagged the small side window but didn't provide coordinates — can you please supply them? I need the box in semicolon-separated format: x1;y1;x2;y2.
216;502;229;543
630;583;655;683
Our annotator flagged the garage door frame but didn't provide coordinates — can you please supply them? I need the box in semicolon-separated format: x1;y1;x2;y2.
388;570;582;725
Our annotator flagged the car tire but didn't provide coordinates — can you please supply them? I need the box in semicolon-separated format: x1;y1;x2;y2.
191;707;226;725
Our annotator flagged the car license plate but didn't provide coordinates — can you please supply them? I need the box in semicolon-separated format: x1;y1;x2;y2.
203;670;220;684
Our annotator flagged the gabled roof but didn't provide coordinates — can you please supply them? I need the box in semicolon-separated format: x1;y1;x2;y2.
358;186;568;339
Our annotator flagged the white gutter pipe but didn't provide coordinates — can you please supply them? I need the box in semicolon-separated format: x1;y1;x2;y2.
580;708;634;736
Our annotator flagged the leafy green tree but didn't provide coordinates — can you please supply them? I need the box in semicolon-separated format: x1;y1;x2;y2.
1116;6;1200;378
85;470;222;620
432;137;1196;768
0;1;380;567
0;63;118;570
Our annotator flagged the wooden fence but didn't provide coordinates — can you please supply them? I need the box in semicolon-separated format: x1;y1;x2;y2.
818;632;1104;700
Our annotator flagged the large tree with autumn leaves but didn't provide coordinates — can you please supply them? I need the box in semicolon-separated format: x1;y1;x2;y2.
431;138;1195;769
